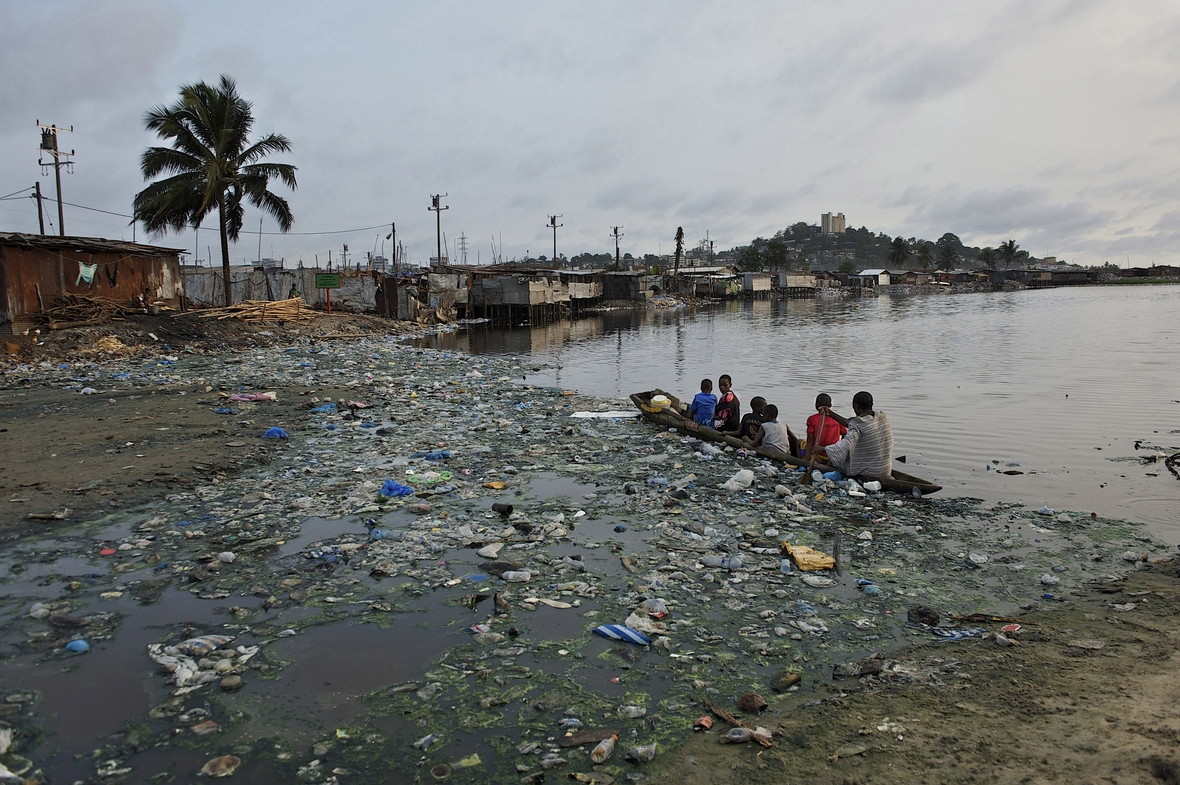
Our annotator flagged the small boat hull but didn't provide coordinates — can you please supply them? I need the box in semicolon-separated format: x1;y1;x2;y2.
630;389;942;495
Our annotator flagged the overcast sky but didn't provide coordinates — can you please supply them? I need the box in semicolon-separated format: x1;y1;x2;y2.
3;0;1180;267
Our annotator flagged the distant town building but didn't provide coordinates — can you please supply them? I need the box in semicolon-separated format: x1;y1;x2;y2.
821;212;846;235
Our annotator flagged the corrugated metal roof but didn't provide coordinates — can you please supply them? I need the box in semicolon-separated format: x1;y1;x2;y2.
0;232;185;256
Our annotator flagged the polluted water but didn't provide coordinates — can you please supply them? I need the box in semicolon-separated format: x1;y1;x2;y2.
0;331;1176;784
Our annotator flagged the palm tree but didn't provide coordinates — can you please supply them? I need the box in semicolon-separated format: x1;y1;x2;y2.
978;247;996;269
936;243;958;271
887;236;911;268
998;239;1020;269
915;242;933;270
133;75;297;306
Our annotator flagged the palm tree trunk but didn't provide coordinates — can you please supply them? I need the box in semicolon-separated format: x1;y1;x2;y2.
219;195;232;306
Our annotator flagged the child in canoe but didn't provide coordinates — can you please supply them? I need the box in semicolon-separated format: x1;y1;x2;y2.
737;396;766;440
743;404;799;457
688;378;717;426
713;374;741;433
805;393;847;458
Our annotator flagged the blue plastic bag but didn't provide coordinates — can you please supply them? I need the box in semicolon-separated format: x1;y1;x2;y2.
592;625;651;645
262;427;288;439
380;479;414;497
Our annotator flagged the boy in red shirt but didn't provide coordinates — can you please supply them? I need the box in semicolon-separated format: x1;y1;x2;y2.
805;393;846;458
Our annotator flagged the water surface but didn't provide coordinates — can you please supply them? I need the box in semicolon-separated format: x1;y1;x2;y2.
422;286;1180;540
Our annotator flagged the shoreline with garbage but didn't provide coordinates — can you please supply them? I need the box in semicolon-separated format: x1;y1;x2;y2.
1;316;1178;784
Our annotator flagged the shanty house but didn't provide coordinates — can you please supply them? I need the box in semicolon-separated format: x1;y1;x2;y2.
853;269;890;288
0;232;183;333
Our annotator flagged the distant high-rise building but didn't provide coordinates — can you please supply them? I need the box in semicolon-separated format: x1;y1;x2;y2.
821;212;846;235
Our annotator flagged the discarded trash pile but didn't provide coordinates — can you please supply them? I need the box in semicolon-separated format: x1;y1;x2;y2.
0;337;1174;784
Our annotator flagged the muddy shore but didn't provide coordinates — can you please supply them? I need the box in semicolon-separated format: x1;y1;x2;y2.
0;313;1177;785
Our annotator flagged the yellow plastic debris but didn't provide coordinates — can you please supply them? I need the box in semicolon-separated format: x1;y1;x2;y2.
781;542;836;571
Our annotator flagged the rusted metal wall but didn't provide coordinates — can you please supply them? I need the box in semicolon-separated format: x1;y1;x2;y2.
0;245;182;324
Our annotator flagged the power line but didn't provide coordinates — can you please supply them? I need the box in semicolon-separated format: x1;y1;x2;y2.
0;186;35;201
53;199;393;237
60;200;131;218
241;222;393;237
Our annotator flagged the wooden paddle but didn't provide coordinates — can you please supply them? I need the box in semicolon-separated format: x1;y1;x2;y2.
800;410;827;486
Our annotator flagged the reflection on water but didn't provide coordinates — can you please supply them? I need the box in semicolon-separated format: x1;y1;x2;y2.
419;287;1180;540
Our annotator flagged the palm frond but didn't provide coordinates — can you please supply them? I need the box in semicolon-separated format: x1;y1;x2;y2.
245;188;294;232
242;161;298;190
140;146;204;179
240;133;293;165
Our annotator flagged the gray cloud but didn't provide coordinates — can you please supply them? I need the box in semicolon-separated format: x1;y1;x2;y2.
2;0;1179;264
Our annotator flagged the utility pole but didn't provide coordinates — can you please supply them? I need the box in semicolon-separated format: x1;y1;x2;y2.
386;222;397;274
257;218;263;264
37;120;74;237
547;215;563;267
611;226;624;269
429;194;449;267
33;183;45;235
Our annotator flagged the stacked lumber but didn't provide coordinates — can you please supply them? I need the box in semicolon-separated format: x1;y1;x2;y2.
196;299;318;322
44;295;133;324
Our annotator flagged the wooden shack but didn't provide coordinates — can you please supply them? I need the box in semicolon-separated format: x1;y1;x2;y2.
470;270;569;326
0;232;183;333
602;271;660;300
741;272;773;298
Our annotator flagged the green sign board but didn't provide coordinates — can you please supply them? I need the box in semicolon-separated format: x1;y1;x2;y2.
315;273;341;289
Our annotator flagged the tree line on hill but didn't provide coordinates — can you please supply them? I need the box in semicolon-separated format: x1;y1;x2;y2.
733;222;1033;273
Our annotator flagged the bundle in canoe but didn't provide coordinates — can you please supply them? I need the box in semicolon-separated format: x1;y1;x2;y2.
630;389;941;496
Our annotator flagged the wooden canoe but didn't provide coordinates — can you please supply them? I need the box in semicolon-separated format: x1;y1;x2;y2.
629;389;942;496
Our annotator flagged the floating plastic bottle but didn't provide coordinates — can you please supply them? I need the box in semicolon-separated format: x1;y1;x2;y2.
590;735;617;763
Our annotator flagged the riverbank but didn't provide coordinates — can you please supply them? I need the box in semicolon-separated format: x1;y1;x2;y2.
0;314;1177;784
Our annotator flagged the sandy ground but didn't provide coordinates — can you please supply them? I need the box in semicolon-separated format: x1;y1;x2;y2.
0;312;416;537
647;561;1180;785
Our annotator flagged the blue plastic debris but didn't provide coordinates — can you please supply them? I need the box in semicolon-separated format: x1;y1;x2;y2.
592;625;651;645
65;640;90;654
614;524;627;533
380;479;414;497
934;628;987;641
214;407;239;415
310;403;338;414
262;427;288;439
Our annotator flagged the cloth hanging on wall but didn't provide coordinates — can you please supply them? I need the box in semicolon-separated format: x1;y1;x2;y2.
76;261;98;286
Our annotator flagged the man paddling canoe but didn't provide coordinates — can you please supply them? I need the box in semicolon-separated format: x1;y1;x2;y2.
819;391;894;478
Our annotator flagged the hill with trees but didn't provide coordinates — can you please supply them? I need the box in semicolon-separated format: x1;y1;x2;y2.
729;222;1035;273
